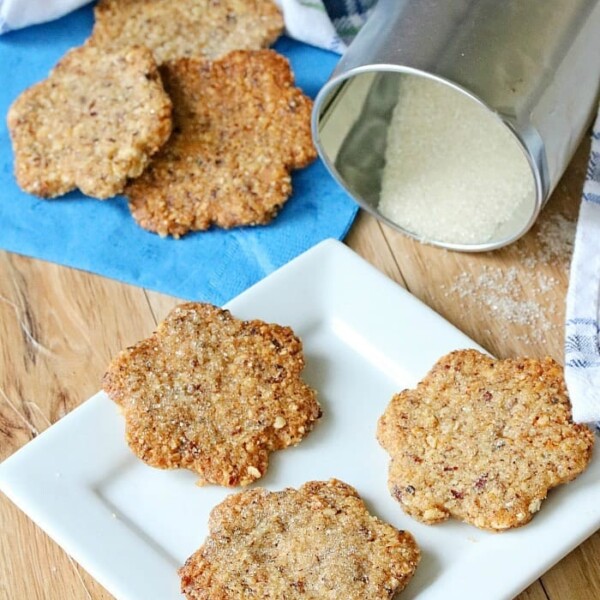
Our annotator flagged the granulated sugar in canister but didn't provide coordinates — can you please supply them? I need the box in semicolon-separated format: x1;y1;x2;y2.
378;76;536;245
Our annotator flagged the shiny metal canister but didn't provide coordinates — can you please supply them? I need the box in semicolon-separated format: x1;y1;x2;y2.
312;0;600;251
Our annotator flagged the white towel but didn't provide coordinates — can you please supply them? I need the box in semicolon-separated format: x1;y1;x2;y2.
0;0;90;34
565;108;600;426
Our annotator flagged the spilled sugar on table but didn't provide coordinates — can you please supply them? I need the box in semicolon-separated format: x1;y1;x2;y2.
0;135;598;600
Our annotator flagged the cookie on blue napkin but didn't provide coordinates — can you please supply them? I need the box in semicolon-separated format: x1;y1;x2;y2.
90;0;284;64
126;49;317;237
7;43;172;199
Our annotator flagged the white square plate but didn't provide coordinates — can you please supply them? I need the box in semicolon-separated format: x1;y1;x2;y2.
0;239;598;600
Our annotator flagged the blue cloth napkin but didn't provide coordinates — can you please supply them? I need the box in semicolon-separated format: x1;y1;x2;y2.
0;4;357;304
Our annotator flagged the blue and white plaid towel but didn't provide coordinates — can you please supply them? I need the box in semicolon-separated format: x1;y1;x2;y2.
279;0;376;52
565;108;600;425
0;0;376;52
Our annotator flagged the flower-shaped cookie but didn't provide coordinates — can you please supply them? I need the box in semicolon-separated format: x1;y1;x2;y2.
103;302;321;486
91;0;284;64
8;44;172;199
125;50;317;237
377;349;594;530
180;479;420;599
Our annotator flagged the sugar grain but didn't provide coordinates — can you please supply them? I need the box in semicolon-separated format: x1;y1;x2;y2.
379;76;535;245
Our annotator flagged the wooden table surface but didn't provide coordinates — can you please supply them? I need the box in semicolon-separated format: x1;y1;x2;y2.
1;136;598;600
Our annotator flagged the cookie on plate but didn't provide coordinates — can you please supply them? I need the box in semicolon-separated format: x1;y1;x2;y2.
179;479;420;599
7;44;172;199
125;50;316;237
103;302;320;486
377;349;594;531
91;0;284;64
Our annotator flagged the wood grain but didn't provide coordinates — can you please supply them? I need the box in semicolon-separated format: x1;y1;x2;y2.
0;135;597;600
0;253;155;600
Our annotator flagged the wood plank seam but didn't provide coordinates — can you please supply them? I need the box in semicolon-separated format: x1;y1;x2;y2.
143;289;161;327
538;578;551;600
375;219;411;290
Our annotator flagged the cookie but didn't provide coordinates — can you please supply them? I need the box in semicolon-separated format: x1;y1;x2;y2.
179;479;420;599
7;44;172;199
377;349;594;531
125;50;316;237
103;302;320;486
91;0;284;64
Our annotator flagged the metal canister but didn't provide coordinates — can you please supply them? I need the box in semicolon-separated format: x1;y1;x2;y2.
312;0;600;251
